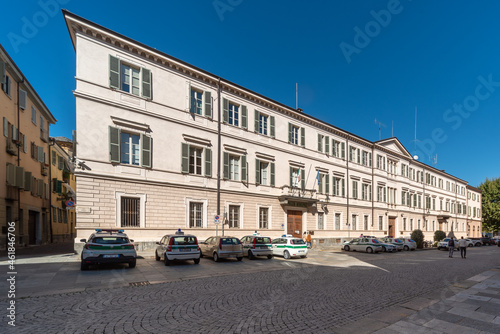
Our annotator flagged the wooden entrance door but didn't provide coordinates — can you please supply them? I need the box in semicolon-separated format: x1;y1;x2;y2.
287;210;303;238
388;218;396;238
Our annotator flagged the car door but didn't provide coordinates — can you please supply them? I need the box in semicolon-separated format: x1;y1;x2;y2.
350;238;360;251
201;237;212;256
158;236;167;258
271;238;283;256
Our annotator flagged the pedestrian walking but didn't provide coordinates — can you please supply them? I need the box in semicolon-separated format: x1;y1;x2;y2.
448;238;455;258
305;232;312;249
458;236;467;259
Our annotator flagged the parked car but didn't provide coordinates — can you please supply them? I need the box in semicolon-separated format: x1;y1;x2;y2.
342;238;383;254
465;239;481;247
480;237;495;246
437;238;459;251
398;238;417;251
155;230;201;266
240;234;273;259
80;229;137;270
199;236;244;262
377;240;397;253
271;235;308;259
379;237;404;252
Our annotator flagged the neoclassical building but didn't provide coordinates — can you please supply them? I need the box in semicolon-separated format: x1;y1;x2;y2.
63;11;482;247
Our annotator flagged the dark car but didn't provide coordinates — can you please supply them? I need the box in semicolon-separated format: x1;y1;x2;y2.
480;237;495;246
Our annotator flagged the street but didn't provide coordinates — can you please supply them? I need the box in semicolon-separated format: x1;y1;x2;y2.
1;246;500;333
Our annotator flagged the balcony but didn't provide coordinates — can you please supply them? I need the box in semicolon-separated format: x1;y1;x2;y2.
279;186;318;207
6;140;18;156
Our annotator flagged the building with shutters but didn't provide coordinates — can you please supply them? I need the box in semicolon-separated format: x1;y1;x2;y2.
50;137;76;243
63;11;482;249
1;43;57;249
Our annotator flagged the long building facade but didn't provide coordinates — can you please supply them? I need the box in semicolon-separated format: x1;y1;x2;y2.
64;11;482;248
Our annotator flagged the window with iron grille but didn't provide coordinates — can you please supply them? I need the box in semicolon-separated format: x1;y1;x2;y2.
228;205;240;228
259;207;268;229
189;202;203;228
121;197;140;227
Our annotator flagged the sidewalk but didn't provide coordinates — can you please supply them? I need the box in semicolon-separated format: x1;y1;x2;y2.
0;241;75;258
334;267;500;334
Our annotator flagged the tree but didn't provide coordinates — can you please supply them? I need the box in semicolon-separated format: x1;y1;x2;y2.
434;230;446;242
411;229;424;249
478;177;500;233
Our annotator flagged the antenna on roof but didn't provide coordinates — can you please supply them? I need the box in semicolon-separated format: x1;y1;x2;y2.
296;83;298;110
374;118;386;140
429;154;438;166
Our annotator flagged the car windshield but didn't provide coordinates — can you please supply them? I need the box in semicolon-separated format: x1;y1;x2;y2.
221;238;241;245
92;237;128;244
290;239;305;245
254;237;271;244
409;239;415;242
172;236;197;245
395;239;402;243
371;239;380;243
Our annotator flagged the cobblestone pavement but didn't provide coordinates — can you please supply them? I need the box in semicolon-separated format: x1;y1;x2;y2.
1;246;500;333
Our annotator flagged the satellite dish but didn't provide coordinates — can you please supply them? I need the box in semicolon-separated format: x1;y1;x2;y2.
413;155;419;160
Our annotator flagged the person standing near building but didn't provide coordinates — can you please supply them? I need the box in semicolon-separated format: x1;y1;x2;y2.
305;232;312;249
448;238;455;258
458;236;467;259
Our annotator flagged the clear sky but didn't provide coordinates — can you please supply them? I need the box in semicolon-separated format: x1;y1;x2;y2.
2;0;499;187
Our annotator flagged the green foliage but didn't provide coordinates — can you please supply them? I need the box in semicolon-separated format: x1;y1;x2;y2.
478;177;500;233
411;229;424;248
434;230;446;242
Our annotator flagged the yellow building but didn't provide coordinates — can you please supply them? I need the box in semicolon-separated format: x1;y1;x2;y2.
1;43;57;248
50;137;76;242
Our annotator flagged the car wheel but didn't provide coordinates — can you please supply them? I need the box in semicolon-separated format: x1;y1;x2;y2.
382;246;387;252
284;250;291;259
404;245;409;251
237;257;243;261
199;251;203;258
366;247;373;254
129;260;136;268
344;245;350;251
155;251;160;261
248;250;255;260
164;255;170;266
194;258;200;264
80;262;89;271
267;255;273;259
213;252;219;262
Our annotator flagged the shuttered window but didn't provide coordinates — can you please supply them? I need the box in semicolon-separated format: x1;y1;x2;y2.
109;126;152;167
109;55;152;99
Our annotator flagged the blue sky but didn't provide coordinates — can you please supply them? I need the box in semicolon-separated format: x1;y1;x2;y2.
2;0;499;187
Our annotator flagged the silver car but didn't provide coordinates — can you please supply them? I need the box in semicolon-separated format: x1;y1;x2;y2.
200;236;244;262
342;238;383;254
155;231;201;266
399;238;417;251
241;235;273;260
380;237;404;252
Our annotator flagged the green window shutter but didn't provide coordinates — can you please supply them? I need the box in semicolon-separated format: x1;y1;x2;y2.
223;152;229;179
109;55;120;89
270;116;275;138
318;174;323;194
300;127;305;147
341;142;345;159
241;155;247;182
301;168;305;190
189;84;194;114
325;136;330;154
181;143;189;173
255;159;260;185
254;110;259;133
204;91;212;118
205;148;212;177
3;117;7;137
241;105;247;129
342;179;345;197
223;98;229;123
325;174;330;195
318;134;322;152
52;150;56;165
23;134;26;153
58;156;64;170
24;172;32;191
109;126;121;163
332;139;337;156
289;167;293;186
56;180;63;194
369;153;372;167
141;134;152;168
270;162;275;187
141;68;152;99
357;148;360;164
288;123;292;143
0;61;5;88
52;178;57;192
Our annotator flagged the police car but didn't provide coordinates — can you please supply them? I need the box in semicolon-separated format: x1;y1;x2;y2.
80;229;137;270
240;233;273;260
342;238;383;253
271;235;308;259
155;229;201;266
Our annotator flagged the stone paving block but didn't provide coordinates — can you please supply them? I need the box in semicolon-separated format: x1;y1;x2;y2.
423;318;479;334
384;320;442;334
447;307;496;322
400;297;438;311
434;311;465;324
457;317;500;333
493;316;500;325
367;305;417;324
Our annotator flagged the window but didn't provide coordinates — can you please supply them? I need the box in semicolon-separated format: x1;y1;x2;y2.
317;134;330;153
229;155;240;181
333;177;345;197
410;219;413;231
189;146;203;175
228;103;239;126
349;146;356;162
109;126;152;168
190;89;203;115
351;215;356;230
289;124;299;145
352;180;358;199
259;114;268;135
317;172;329;194
120;197;140;227
377;186;386;202
403;218;407;231
377;216;382;230
182;143;212;177
332;140;345;159
121;132;140;166
256;160;275;186
291;167;301;188
255;110;274;137
2;75;10;96
361;151;371;166
228;205;240;228
318;212;324;229
259;161;269;185
31;107;37;125
109;55;152;99
363;215;368;230
335;213;341;230
259;208;268;229
361;183;371;201
189;202;203;228
376;155;386;170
